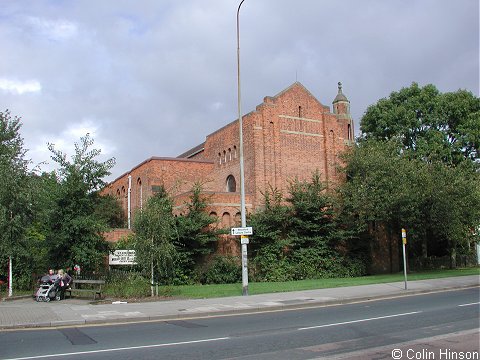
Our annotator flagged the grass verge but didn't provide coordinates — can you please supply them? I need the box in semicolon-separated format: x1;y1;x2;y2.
157;267;479;299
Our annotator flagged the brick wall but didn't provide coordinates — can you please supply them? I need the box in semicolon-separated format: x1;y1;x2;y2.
103;82;353;255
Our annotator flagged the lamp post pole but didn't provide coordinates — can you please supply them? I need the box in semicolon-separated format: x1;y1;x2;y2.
237;0;248;296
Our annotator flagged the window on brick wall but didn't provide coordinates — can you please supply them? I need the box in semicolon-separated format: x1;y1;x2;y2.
218;152;222;164
137;178;143;210
234;146;237;158
226;175;236;192
222;212;231;228
228;148;232;161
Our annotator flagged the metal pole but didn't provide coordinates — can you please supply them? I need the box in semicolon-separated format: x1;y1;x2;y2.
8;256;12;297
237;0;248;296
402;228;408;290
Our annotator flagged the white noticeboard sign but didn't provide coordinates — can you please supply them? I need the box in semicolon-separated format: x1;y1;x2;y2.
109;250;137;265
231;227;253;236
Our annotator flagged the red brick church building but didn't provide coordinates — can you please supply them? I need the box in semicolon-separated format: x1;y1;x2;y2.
103;81;354;243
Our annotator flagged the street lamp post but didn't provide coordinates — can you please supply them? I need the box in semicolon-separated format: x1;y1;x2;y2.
237;0;248;296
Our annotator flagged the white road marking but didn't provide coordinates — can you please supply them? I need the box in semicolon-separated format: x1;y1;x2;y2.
458;302;480;307
3;337;230;360
298;311;422;331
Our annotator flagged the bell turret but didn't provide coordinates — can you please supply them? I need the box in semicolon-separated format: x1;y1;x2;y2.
332;82;354;143
332;82;350;115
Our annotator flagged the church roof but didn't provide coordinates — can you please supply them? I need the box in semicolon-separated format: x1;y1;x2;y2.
333;82;349;103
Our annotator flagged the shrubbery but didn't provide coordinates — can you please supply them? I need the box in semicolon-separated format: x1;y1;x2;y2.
198;256;242;284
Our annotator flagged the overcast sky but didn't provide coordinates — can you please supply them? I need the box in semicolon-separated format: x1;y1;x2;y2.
1;0;478;181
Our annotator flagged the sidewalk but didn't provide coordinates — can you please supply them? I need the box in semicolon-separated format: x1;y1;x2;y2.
0;275;478;330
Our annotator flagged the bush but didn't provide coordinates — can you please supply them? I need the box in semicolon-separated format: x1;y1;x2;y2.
198;256;242;284
251;244;367;281
105;270;150;298
250;244;295;282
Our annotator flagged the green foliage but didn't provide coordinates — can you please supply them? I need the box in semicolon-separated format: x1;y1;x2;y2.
360;82;479;167
198;255;242;284
339;139;480;260
0;110;40;289
94;194;125;229
248;186;291;257
45;134;114;272
176;183;220;267
249;172;366;281
133;187;181;285
105;270;150;298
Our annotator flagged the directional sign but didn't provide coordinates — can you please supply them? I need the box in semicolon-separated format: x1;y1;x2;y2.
231;227;253;236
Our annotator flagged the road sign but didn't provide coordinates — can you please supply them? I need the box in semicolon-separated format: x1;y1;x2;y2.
240;235;249;244
231;227;253;236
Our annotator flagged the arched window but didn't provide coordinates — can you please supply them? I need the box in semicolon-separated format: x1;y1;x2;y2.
235;212;241;225
137;178;143;210
234;146;237;158
228;148;232;161
226;175;236;192
223;150;227;163
218;152;222;164
222;212;231;228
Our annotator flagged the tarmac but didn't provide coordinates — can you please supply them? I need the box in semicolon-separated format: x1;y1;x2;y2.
0;275;478;330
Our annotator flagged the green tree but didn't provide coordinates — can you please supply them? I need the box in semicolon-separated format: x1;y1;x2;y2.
176;183;221;273
340;139;480;266
249;172;365;281
0;110;35;288
132;186;180;286
360;83;479;166
94;194;125;229
46;134;115;272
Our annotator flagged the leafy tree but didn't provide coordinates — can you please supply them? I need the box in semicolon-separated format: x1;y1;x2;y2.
360;83;479;167
94;194;125;229
0;110;35;288
132;186;180;286
176;183;221;272
46;134;115;272
248;185;291;256
339;139;480;266
249;172;365;281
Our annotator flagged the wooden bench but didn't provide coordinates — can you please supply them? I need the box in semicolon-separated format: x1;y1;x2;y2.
65;279;105;300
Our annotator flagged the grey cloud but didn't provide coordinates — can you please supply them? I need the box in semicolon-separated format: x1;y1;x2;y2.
0;0;477;180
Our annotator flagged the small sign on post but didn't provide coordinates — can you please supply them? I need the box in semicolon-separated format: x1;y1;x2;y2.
231;227;253;236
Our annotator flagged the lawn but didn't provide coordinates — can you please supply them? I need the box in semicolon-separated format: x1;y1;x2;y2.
158;267;479;299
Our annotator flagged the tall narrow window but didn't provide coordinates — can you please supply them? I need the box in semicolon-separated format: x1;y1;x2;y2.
226;175;236;192
222;212;231;228
298;106;302;118
228;148;232;161
137;178;143;210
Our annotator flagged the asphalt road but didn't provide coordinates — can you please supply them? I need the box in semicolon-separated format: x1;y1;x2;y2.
1;288;478;360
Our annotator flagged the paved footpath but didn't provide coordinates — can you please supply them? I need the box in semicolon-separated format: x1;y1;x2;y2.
0;275;478;330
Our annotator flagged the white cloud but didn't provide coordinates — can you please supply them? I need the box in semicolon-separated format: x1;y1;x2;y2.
0;78;42;94
210;101;224;111
26;16;78;41
30;118;116;174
